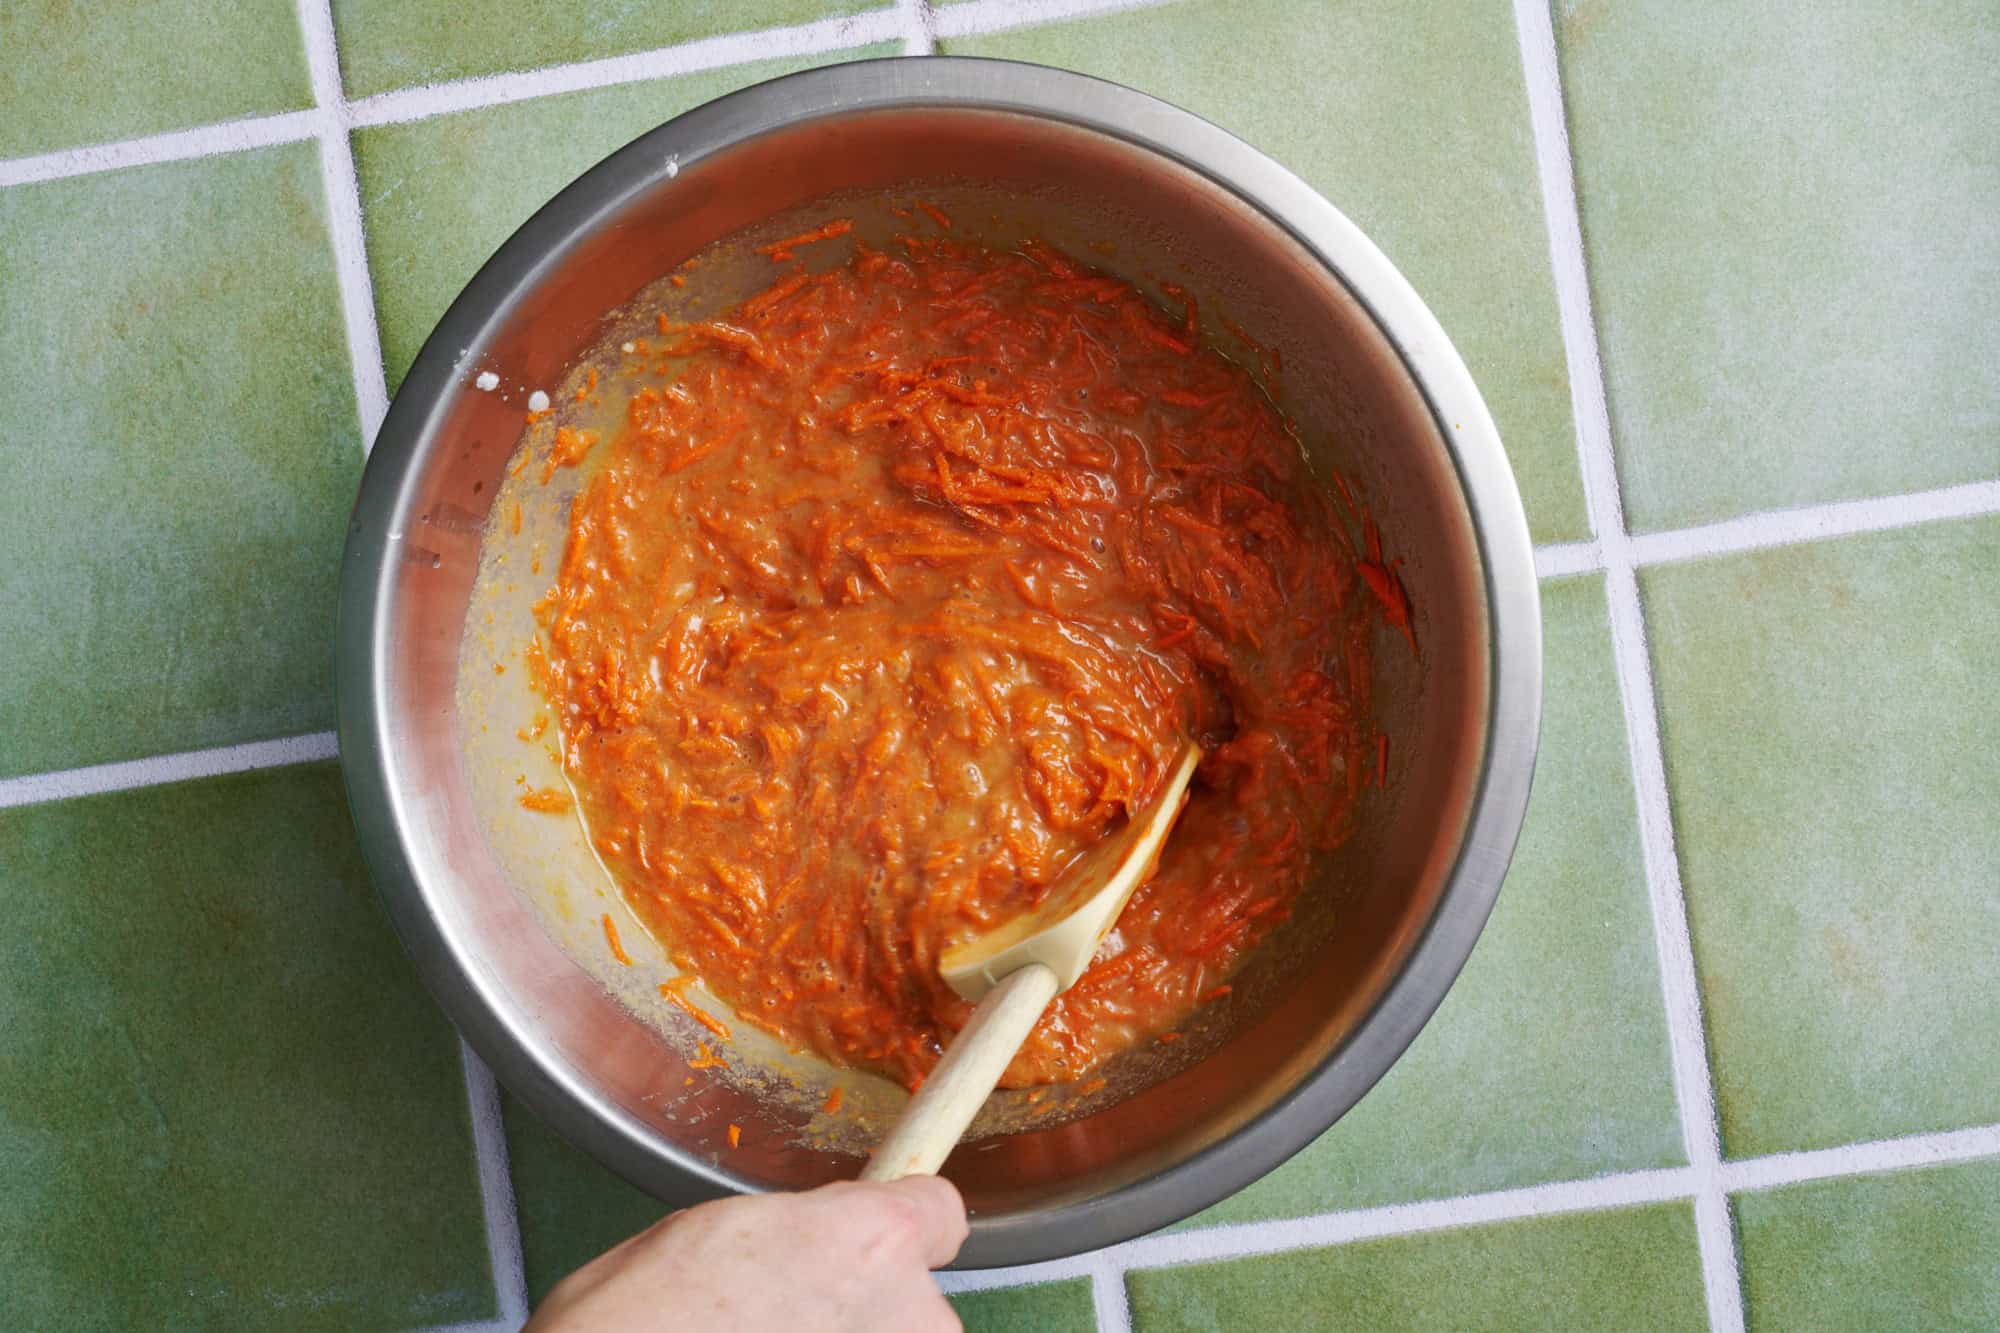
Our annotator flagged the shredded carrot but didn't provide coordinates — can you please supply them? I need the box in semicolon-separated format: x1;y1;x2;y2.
602;913;632;966
1358;558;1417;655
727;1123;742;1148
517;786;571;814
915;200;952;230
822;1087;844;1115
659;982;732;1040
510;501;522;535
758;217;854;262
540;426;599;483
528;230;1389;1091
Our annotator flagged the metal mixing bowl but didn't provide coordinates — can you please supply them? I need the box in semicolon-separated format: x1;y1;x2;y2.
336;57;1540;1267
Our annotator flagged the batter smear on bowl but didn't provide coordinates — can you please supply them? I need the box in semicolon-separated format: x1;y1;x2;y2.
526;221;1395;1091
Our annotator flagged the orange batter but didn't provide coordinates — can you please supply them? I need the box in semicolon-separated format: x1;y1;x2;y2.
527;223;1388;1089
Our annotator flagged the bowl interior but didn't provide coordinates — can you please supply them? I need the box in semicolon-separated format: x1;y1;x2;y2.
354;96;1492;1259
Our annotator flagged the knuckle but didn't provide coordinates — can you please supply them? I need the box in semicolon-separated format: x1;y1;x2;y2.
855;1192;927;1263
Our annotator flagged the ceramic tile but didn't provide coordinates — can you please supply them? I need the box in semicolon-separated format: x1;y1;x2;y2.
952;1279;1096;1333
0;763;492;1328
1557;0;2000;531
0;0;311;158
1643;517;2000;1156
942;0;1589;544
1736;1157;2000;1332
332;0;885;99
1129;1203;1706;1331
1183;576;1679;1227
502;1091;669;1305
0;145;363;779
353;46;894;392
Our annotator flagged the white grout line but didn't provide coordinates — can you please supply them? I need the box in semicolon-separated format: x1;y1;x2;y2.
1127;1168;1701;1274
1629;477;2000;568
0;7;916;190
941;1166;1701;1295
0;110;319;188
1721;1123;2000;1196
930;0;1180;41
298;1;531;1319
1513;8;1623;545
1513;2;1743;1329
937;1119;2000;1298
459;1040;532;1328
0;732;338;810
346;9;910;130
899;0;938;56
1088;1250;1131;1332
1533;539;1602;579
298;0;392;449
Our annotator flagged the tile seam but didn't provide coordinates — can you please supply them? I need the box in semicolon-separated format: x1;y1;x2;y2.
458;1041;532;1327
1088;1250;1132;1333
1720;1123;2000;1196
930;0;1181;41
0;732;340;810
298;0;391;449
0;7;912;187
1511;2;1743;1328
1534;539;1602;578
939;1118;2000;1295
297;3;531;1320
937;1166;1700;1294
345;9;911;129
899;0;939;55
1628;479;2000;567
0;110;321;188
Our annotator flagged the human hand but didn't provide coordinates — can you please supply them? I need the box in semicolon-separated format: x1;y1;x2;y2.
523;1175;969;1332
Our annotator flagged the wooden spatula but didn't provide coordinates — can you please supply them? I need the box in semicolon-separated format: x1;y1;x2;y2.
861;742;1203;1181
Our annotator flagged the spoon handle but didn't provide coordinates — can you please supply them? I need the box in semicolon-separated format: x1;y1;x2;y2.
861;962;1061;1180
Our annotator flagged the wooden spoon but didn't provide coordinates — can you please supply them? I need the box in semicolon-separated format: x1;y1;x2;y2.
861;742;1203;1181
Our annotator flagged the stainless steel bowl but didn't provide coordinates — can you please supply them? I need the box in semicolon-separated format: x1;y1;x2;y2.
336;57;1540;1267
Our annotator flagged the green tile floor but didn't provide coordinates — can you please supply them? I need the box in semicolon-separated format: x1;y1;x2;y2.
2;1;1994;1328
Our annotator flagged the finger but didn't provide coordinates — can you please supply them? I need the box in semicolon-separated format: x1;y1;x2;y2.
877;1175;970;1269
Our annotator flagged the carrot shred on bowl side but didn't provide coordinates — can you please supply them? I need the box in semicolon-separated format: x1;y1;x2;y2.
601;913;633;966
527;229;1393;1090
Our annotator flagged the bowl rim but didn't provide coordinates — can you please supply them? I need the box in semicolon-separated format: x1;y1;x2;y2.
336;55;1542;1269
